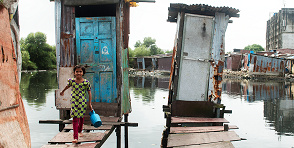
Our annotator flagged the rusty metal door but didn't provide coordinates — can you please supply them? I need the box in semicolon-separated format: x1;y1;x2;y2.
177;14;214;101
76;17;117;103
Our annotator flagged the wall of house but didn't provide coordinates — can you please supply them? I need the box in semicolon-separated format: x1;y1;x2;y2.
157;57;172;71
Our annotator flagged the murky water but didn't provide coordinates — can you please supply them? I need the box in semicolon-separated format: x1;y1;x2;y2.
20;71;294;147
222;79;294;147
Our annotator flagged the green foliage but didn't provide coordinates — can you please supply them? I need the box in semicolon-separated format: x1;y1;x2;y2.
129;47;135;58
132;37;163;57
150;44;164;55
134;45;151;57
21;32;56;70
244;44;264;52
21;50;37;70
134;41;142;48
142;37;156;48
165;50;173;54
128;47;135;68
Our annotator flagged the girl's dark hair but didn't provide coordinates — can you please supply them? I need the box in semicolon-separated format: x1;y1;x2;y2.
74;65;86;75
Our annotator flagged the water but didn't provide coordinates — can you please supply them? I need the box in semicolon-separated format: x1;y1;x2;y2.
221;79;294;147
20;71;294;147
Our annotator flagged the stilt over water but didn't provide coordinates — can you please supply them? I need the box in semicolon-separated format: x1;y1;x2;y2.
161;3;243;147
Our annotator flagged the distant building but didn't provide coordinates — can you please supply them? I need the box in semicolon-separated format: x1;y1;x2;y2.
266;8;294;51
132;53;172;71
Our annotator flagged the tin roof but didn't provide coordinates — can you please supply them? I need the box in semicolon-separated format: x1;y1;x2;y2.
168;3;240;22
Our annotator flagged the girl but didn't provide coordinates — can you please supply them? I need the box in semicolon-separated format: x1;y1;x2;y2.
60;65;93;143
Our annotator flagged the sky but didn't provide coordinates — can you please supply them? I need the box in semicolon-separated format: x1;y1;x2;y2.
18;0;294;52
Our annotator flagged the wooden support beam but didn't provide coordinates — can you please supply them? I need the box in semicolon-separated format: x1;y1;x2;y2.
124;114;129;148
163;105;170;112
39;120;138;127
224;110;232;113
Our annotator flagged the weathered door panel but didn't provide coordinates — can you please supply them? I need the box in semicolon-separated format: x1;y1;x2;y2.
76;17;117;103
177;14;214;101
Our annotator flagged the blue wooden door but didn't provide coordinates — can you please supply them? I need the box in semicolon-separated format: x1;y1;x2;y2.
76;17;117;103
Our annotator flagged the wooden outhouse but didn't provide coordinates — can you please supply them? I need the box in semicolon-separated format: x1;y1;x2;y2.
167;3;239;104
161;3;241;147
49;0;154;147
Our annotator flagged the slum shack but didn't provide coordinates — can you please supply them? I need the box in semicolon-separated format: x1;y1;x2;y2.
162;3;242;147
39;0;153;147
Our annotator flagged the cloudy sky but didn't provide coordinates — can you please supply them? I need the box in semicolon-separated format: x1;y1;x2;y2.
18;0;294;52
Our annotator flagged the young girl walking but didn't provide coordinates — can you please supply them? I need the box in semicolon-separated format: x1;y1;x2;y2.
60;65;93;143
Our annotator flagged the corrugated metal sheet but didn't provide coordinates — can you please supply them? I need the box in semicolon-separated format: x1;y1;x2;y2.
157;57;172;71
249;54;286;74
168;3;240;22
208;12;229;103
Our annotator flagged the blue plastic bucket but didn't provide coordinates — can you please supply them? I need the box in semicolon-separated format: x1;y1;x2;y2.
89;110;102;127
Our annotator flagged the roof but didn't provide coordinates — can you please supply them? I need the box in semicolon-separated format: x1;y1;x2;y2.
168;3;240;22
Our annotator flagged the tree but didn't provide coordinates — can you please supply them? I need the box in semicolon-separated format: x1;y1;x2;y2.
142;37;156;48
21;50;37;70
133;45;150;57
134;41;142;48
132;37;163;57
244;44;264;52
21;32;56;70
165;50;173;54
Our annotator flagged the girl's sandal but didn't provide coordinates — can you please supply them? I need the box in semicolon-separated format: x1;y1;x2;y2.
79;133;84;137
72;139;78;143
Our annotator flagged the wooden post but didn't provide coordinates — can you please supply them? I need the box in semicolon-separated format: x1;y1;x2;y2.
124;114;129;148
116;126;121;148
224;124;229;131
59;110;70;132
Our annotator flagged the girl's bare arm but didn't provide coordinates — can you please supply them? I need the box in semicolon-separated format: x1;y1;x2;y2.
60;86;70;96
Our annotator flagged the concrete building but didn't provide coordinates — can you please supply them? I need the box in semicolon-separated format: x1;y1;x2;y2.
266;8;294;50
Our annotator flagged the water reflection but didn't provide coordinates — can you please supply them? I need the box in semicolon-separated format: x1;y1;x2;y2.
264;99;294;136
20;70;58;108
129;76;169;103
222;79;294;137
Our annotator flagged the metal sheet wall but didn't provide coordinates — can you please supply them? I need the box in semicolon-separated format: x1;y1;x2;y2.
176;14;214;101
249;54;286;74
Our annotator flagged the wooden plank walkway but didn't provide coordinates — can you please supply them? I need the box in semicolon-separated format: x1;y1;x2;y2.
164;117;242;147
167;131;241;147
49;132;107;144
42;116;120;147
41;143;98;148
170;125;238;134
172;141;234;148
171;117;229;124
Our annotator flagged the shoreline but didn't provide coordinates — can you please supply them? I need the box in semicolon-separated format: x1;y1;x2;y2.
128;69;294;82
223;70;294;82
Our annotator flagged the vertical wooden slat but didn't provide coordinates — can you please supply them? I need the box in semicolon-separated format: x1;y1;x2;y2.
60;3;75;67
